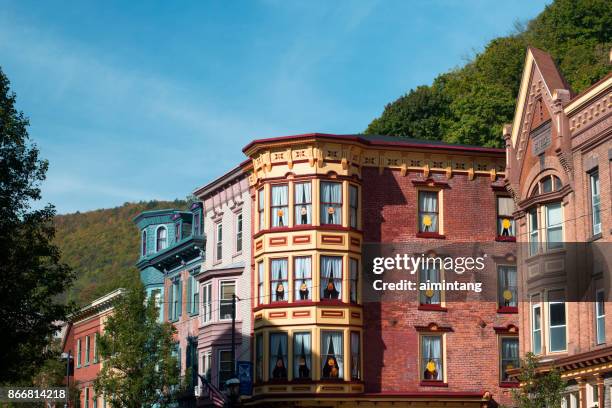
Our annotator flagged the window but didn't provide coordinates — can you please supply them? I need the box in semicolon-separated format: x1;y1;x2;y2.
84;387;89;408
188;274;199;315
175;222;181;242
219;281;235;320
497;196;515;238
295;182;312;225
350;332;361;380
320;256;342;300
532;302;542;354
321;331;343;379
93;333;98;363
421;335;443;381
293;332;312;380
270;259;288;302
169;278;181;321
349;258;359;303
215;223;223;261
257;262;265;305
418;191;439;233
549;292;566;352
236;213;243;252
500;337;519;382
269;333;288;380
201;283;212;323
294;257;312;301
320;182;342;225
349;185;358;229
545;203;563;250
419;266;441;305
93;394;97;408
202;351;212;381
596;290;605;345
590;171;601;235
531;175;563;196
151;288;163;322
255;334;263;382
529;209;539;256
76;338;82;367
219;350;233;388
156;226;168;251
141;230;147;256
85;335;90;364
193;212;201;236
258;188;265;231
498;266;517;308
271;184;289;227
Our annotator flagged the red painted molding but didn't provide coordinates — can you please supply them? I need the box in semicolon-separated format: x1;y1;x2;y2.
496;235;517;242
418;304;448;312
415;322;454;332
419;380;449;387
496;306;519;314
493;324;519;334
415;232;446;240
411;178;450;188
500;381;520;388
253;224;363;240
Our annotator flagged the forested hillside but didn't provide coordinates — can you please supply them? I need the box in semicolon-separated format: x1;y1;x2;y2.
366;0;612;147
54;200;186;306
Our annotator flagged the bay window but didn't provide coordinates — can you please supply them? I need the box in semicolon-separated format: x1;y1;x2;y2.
497;196;515;238
419;266;441;305
201;283;212;323
293;332;312;380
418;191;439;233
320;182;342;225
321;331;343;379
596;289;605;345
349;258;358;303
320;256;342;300
549;291;566;352
294;182;312;225
257;262;264;305
500;337;519;382
590;171;601;235
258;188;265;231
350;332;361;380
545;203;563;250
420;335;443;381
294;256;312;301
271;184;288;228
270;259;288;302
498;265;517;308
219;281;235;320
269;333;288;380
532;301;542;354
349;185;358;228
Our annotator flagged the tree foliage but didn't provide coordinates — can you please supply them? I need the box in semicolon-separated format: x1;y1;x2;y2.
0;66;75;384
94;284;179;408
366;0;612;147
510;353;566;408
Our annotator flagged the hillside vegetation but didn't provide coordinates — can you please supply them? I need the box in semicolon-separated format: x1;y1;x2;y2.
366;0;612;147
54;200;186;306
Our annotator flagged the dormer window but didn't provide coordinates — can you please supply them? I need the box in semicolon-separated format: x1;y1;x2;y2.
156;226;168;251
141;230;147;256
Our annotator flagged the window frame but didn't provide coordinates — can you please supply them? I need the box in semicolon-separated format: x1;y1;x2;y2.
320;330;344;380
596;289;605;345
349;258;359;304
417;190;440;234
85;335;90;365
76;338;82;368
258;187;265;231
496;196;515;240
499;336;519;384
419;333;444;383
320;255;343;302
201;282;212;323
141;229;147;256
215;223;223;262
349;184;359;229
590;170;601;236
218;349;233;389
156;225;168;252
529;208;539;256
548;293;567;353
219;280;236;321
235;212;243;253
93;332;98;363
293;256;312;302
544;202;563;250
269;258;289;303
293;331;312;380
270;184;289;228
531;299;542;355
419;264;443;307
497;265;518;311
193;211;201;236
257;261;265;306
294;181;312;226
255;333;263;383
350;331;361;380
269;332;289;381
320;181;343;226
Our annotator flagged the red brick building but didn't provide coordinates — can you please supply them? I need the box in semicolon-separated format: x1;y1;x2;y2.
505;47;611;408
61;289;123;408
243;134;518;406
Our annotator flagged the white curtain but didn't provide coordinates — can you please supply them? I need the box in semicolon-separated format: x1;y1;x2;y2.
321;331;343;378
502;339;518;360
293;332;311;378
294;182;312;225
271;259;288;302
422;336;442;380
272;185;288;227
350;332;360;379
320;182;342;225
498;197;515;235
320;256;342;300
419;192;438;232
269;333;288;377
294;257;312;300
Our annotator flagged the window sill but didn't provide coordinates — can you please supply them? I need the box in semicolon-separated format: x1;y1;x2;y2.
495;236;516;242
588;233;602;242
419;380;448;387
497;306;518;314
500;381;519;388
418;304;447;312
232;251;243;258
416;232;446;240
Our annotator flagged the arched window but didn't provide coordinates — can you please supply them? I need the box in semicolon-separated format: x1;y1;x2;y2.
141;230;147;256
156;226;168;251
530;175;562;197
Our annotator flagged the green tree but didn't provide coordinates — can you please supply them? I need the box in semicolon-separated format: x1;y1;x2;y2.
0;66;75;384
510;352;566;408
94;284;179;408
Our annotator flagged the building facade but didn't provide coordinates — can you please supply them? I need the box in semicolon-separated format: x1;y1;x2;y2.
134;203;205;405
61;289;124;408
193;163;253;394
505;47;612;408
243;133;518;407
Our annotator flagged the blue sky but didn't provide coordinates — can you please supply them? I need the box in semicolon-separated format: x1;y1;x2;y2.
1;0;549;214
